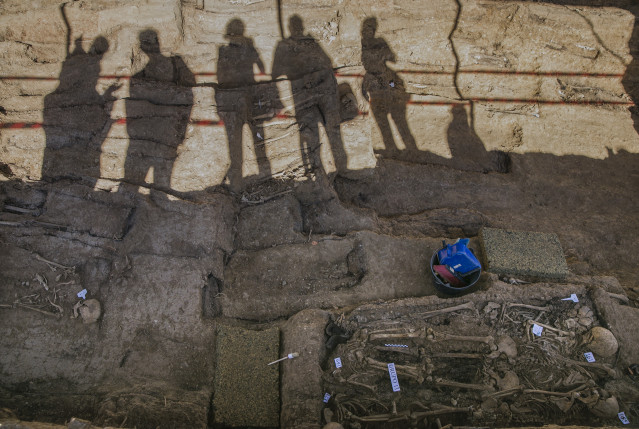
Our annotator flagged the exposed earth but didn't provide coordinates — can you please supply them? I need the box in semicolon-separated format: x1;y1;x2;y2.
2;0;639;428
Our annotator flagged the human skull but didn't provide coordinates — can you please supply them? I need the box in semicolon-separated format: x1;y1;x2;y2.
79;299;101;324
582;327;618;357
590;396;619;418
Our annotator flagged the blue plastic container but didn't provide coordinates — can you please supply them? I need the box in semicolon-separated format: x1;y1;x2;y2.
431;251;481;295
437;238;481;274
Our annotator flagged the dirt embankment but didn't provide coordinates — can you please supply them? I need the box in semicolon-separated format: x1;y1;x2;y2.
1;0;639;427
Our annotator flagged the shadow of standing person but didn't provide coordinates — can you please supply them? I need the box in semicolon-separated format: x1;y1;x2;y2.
446;103;510;173
622;11;639;136
272;15;347;176
361;17;417;156
447;104;487;160
124;29;195;194
41;35;118;186
216;19;271;192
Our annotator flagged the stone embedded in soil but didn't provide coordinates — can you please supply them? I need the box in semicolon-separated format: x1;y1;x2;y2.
213;325;280;428
479;227;569;280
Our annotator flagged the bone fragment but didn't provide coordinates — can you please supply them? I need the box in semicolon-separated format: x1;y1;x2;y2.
34;273;48;291
606;292;629;304
488;387;523;399
369;329;424;341
415;302;475;319
34;254;75;271
411;406;473;419
72;301;83;318
341;375;377;393
434;377;495;392
507;303;550;312
526;320;574;337
365;357;426;383
15;303;59;318
47;298;63;314
523;389;576;398
431;352;484;359
351;404;471;423
560;357;620;378
429;330;497;351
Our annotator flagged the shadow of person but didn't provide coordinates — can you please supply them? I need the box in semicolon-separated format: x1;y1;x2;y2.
622;11;639;136
272;15;347;176
41;36;119;186
124;29;195;194
446;103;509;173
361;17;417;156
216;19;273;192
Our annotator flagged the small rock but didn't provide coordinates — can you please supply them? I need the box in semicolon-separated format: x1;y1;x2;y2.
578;306;593;318
323;408;334;424
417;389;433;401
483;302;501;313
578;317;593;327
496;370;520;391
68;418;92;429
481;397;499;411
564;318;578;330
496;335;518;359
551;396;574;412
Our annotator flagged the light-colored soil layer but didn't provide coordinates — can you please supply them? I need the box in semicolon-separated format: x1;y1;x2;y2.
1;0;639;427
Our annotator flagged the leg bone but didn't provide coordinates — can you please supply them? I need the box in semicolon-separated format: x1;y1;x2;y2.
429;329;497;351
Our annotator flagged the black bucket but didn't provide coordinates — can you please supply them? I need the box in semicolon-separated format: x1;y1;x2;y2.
430;250;481;295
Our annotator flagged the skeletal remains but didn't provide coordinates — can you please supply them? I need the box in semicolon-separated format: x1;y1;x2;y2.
323;298;628;427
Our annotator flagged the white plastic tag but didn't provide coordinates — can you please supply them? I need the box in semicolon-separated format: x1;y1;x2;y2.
77;289;87;299
584;352;595;362
619;412;630;425
532;324;543;336
287;353;294;359
384;344;408;348
334;357;342;368
388;363;401;392
561;294;579;302
323;393;331;403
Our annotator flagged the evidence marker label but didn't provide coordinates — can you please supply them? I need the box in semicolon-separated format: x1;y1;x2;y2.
388;363;401;392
